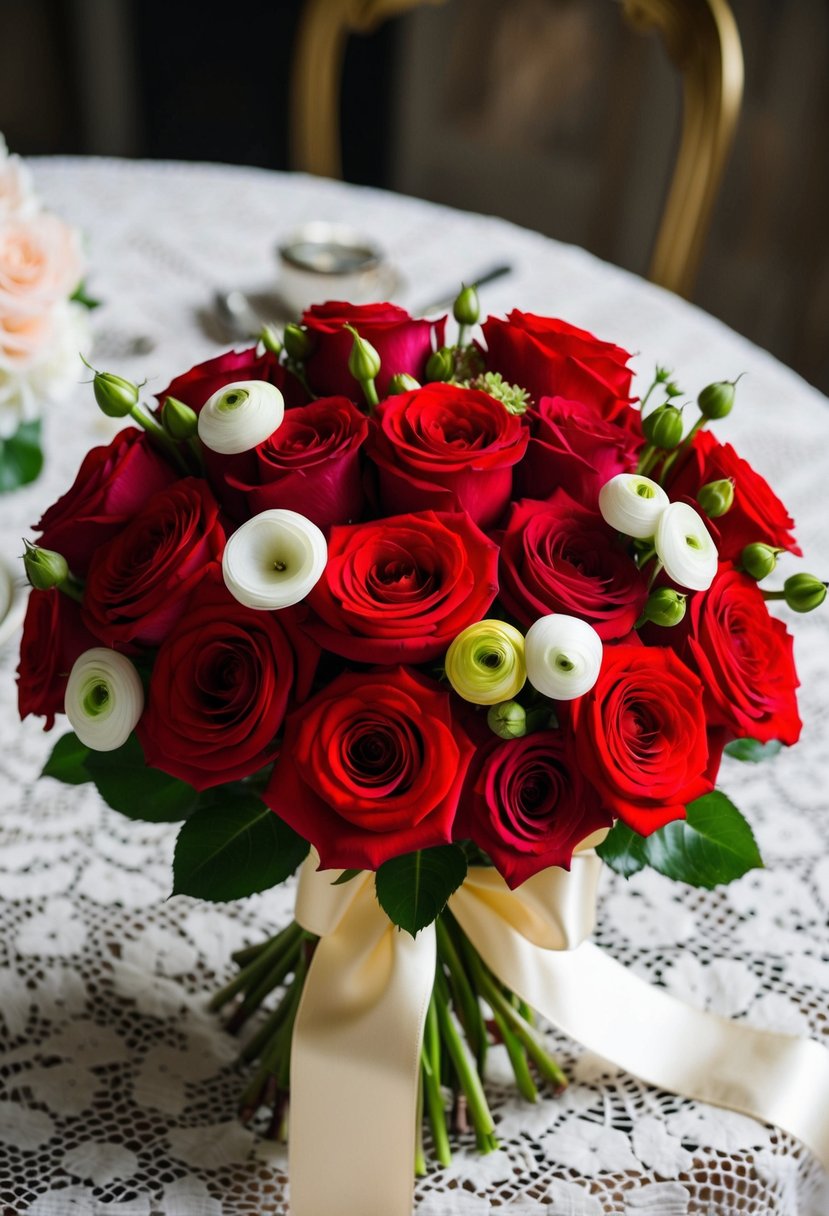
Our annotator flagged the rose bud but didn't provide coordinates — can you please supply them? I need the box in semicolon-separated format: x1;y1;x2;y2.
86;364;139;418
487;699;527;740
642;586;687;628
222;508;327;610
197;379;284;455
23;540;69;591
445;619;526;705
655;501;718;591
698;478;734;518
598;473;669;539
642;404;683;450
283;322;312;361
664;380;682;399
387;372;421;394
453;283;480;327
65;648;144;751
697;377;741;420
741;542;779;580
162;395;198;441
259;323;282;355
425;346;454;383
524;613;603;701
783;573;827;613
345;323;381;381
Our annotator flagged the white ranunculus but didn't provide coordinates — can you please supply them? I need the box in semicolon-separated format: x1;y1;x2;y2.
524;614;603;701
598;473;670;539
655;501;718;591
197;379;284;455
65;648;144;751
222;509;327;610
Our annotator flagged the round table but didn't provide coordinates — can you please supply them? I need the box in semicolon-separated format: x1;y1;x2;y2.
1;158;827;1216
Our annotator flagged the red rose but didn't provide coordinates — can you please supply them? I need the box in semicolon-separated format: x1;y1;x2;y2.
301;301;444;399
674;564;801;745
367;383;529;529
82;478;225;649
499;492;648;638
157;346;307;412
482;311;633;421
264;667;474;870
137;573;295;789
667;431;800;560
36;429;177;577
227;396;369;531
571;644;711;834
515;395;639;506
17;589;96;729
459;730;612;888
304;509;498;663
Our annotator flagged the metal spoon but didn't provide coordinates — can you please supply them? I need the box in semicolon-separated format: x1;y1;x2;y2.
213;289;267;342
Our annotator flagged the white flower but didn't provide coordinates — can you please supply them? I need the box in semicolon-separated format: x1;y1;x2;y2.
222;508;327;610
64;648;144;751
197;379;283;454
0;133;38;220
655;501;718;590
598;473;669;538
524;614;602;700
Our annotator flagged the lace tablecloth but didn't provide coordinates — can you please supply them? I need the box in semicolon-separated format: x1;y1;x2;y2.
1;158;828;1216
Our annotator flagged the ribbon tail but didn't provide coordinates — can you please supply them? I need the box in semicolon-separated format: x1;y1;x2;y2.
290;887;435;1216
459;918;829;1172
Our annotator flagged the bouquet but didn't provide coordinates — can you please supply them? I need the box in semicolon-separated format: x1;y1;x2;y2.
0;133;93;492
17;289;827;1211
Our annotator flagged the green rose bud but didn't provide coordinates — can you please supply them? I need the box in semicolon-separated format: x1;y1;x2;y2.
22;540;69;591
698;478;734;518
91;369;139;418
783;573;827;613
283;323;312;362
642;404;683;450
664;381;682;399
642;586;687;627
425;346;454;383
697;377;741;420
486;700;527;740
345;324;381;383
387;373;421;395
741;542;779;580
162;396;198;441
260;323;282;355
453;283;480;328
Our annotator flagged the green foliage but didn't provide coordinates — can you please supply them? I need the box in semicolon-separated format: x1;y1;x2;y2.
0;420;43;492
376;845;468;936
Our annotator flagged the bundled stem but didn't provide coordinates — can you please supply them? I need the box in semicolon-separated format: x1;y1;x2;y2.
212;911;568;1162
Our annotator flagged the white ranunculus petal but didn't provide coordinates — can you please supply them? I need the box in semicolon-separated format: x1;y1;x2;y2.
598;473;669;539
222;509;327;610
525;614;603;701
655;501;719;591
64;649;144;752
197;379;284;455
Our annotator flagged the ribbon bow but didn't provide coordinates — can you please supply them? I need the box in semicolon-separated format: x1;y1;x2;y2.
289;853;829;1216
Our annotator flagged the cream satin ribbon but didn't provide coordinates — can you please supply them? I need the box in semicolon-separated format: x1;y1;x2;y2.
290;852;829;1216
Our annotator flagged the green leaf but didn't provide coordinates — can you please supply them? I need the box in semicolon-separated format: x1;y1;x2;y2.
172;795;309;901
0;420;43;493
70;280;101;310
596;821;648;879
641;791;763;889
41;732;92;785
332;868;362;885
375;845;468;936
85;733;199;822
724;738;783;764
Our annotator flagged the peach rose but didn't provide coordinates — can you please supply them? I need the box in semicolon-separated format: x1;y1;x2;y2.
0;214;84;315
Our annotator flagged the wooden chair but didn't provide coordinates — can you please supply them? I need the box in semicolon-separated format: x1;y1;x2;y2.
289;0;743;298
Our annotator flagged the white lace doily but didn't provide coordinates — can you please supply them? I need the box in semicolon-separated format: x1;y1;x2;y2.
1;159;827;1216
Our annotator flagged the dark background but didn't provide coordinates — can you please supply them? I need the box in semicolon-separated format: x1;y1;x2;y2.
1;0;827;395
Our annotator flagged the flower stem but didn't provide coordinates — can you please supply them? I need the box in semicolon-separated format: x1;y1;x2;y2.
433;967;498;1153
421;1032;451;1166
209;921;301;1013
435;916;487;1070
129;404;189;473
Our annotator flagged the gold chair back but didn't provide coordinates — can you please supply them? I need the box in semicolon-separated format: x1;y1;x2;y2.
289;0;744;298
